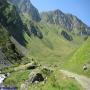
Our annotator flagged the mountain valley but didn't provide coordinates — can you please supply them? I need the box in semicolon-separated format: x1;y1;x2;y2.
0;0;90;90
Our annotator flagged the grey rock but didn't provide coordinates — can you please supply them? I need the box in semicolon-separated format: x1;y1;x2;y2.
29;70;44;83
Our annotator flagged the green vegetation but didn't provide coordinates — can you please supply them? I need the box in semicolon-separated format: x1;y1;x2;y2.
24;23;84;66
28;70;83;90
63;38;90;77
0;1;90;90
0;25;9;47
4;70;30;88
4;68;83;90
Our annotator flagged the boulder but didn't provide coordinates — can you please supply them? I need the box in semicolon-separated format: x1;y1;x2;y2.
83;64;90;71
29;70;44;83
83;65;87;70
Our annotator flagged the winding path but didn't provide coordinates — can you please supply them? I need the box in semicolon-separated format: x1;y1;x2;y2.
60;70;90;90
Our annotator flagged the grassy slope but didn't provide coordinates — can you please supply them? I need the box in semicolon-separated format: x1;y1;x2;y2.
28;70;83;90
24;23;83;66
3;23;85;90
63;38;90;77
4;69;83;90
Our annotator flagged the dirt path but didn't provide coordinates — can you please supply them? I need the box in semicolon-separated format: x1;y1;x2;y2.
60;70;90;90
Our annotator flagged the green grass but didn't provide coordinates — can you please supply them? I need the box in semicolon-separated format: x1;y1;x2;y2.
24;23;82;66
62;38;90;77
28;70;83;90
1;2;89;90
4;70;30;88
2;17;87;90
4;68;83;90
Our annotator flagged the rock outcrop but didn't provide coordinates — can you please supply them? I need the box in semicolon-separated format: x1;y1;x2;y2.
29;70;44;83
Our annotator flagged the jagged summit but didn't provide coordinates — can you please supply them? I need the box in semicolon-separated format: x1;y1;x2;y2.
8;0;41;21
41;9;90;35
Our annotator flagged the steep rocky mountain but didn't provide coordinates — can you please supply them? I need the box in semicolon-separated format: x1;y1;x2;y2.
0;0;27;46
0;0;43;69
7;0;90;36
0;0;27;68
41;9;90;35
8;0;41;21
0;24;23;68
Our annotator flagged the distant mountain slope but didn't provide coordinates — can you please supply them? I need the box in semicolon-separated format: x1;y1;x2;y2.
8;0;41;21
41;9;90;35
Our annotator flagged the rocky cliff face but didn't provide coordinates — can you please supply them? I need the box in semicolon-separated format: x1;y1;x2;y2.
8;0;41;21
41;9;90;35
0;0;28;46
0;0;27;67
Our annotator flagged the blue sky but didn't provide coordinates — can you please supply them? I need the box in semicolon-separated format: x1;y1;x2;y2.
31;0;90;26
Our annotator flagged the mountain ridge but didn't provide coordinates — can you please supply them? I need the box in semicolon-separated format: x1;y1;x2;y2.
7;0;90;36
8;0;41;21
41;9;90;35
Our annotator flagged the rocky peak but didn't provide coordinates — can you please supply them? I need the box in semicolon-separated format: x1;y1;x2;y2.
8;0;41;22
41;9;90;35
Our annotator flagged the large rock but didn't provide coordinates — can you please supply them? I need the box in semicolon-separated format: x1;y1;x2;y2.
29;70;44;83
83;63;90;71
